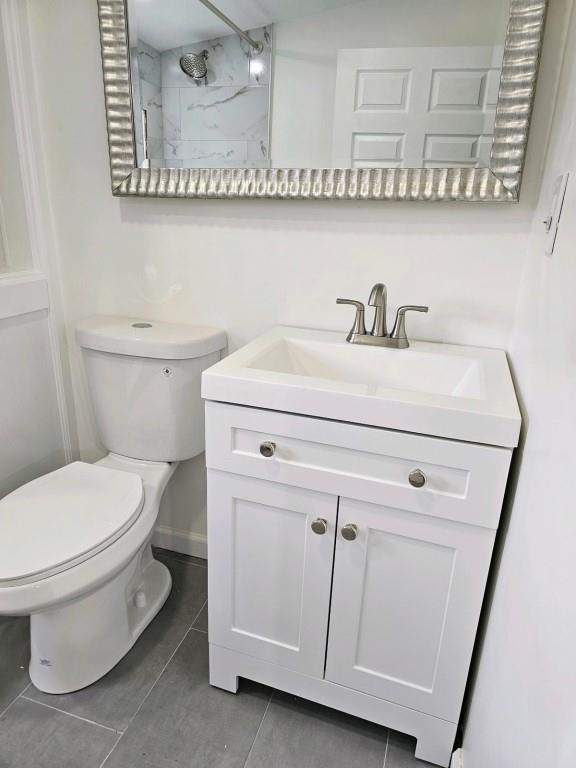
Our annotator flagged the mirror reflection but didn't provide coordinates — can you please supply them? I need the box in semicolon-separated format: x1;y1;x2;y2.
127;0;510;170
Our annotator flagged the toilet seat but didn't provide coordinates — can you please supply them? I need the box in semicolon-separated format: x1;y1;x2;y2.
0;462;144;587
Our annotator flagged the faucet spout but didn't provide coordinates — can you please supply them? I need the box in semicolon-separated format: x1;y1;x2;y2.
337;281;428;349
368;283;387;337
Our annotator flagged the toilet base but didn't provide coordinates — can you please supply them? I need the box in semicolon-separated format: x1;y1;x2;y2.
29;542;171;694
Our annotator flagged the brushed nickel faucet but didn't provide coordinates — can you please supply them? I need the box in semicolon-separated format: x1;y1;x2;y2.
337;283;428;349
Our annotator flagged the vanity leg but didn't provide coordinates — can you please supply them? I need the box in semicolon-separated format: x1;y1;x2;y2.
209;643;239;693
414;719;457;768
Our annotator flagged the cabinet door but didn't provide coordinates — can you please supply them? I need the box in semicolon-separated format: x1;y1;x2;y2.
208;470;337;678
325;498;495;722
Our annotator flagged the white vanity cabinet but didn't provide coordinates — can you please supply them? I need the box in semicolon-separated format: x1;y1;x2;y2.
324;497;495;723
208;474;337;678
205;401;513;767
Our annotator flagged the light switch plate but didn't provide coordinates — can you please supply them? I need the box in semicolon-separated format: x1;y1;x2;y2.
544;172;569;255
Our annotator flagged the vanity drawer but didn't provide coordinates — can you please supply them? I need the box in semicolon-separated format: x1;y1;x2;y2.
205;402;512;529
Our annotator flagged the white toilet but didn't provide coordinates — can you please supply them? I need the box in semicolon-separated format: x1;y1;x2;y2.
0;316;226;695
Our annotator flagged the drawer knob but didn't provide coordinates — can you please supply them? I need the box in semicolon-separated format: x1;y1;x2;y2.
341;523;358;541
259;441;276;458
311;518;328;535
409;469;426;488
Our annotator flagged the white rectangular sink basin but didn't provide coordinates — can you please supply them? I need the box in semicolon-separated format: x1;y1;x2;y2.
202;327;521;447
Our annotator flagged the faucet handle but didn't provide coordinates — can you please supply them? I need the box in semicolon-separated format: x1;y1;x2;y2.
337;298;367;342
391;305;429;347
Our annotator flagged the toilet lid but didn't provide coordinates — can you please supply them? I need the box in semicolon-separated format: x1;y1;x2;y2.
0;462;144;586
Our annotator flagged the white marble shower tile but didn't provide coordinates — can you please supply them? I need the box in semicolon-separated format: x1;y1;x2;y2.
163;140;248;167
245;27;273;86
162;41;246;88
138;41;162;87
160;26;271;89
180;85;269;142
162;88;181;140
147;138;163;160
201;34;249;86
247;140;270;168
161;47;193;89
202;26;271;86
140;81;163;140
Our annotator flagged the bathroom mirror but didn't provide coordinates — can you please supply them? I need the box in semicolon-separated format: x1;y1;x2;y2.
98;0;547;201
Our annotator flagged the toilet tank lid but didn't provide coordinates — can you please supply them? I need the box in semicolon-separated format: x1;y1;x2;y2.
76;316;227;360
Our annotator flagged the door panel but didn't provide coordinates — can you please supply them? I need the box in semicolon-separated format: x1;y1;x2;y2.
325;498;495;721
355;530;456;692
207;470;337;678
332;46;503;168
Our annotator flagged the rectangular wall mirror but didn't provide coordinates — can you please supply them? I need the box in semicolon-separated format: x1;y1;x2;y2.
98;0;547;201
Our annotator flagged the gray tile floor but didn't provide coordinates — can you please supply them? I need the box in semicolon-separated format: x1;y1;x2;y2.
0;548;430;768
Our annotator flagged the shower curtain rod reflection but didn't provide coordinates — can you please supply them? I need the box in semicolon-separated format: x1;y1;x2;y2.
196;0;264;53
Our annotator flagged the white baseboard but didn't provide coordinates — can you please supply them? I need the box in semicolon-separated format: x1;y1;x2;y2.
450;748;464;768
152;525;207;560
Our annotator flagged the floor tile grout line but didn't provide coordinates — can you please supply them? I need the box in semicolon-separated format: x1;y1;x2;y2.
242;693;273;768
189;626;207;634
99;616;202;767
20;695;122;734
0;681;32;720
188;598;208;632
382;730;390;768
98;732;124;768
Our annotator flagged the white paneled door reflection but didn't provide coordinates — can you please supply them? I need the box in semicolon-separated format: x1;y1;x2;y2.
332;46;503;169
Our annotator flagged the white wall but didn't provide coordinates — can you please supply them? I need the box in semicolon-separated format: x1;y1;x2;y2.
461;4;576;766
271;0;509;166
0;10;32;273
25;0;568;556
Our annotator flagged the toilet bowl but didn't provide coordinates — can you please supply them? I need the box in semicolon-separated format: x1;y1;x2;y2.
0;316;226;694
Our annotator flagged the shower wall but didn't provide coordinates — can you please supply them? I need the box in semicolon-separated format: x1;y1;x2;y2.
159;26;272;168
136;41;164;167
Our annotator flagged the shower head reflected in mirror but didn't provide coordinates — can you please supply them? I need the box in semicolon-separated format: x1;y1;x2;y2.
179;50;209;80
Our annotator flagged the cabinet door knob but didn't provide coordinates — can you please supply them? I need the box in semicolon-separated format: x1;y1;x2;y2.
259;441;276;458
311;518;328;535
341;523;358;541
409;469;426;488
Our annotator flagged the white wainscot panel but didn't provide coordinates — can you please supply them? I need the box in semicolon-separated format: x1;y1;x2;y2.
0;309;66;496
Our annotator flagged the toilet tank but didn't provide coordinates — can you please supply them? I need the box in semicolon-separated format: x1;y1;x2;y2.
76;316;227;462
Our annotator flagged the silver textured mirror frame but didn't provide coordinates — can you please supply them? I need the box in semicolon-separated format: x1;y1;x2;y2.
97;0;547;202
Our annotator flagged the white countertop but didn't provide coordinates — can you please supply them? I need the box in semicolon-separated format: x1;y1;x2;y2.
202;326;521;448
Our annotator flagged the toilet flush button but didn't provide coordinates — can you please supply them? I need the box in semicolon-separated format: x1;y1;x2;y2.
135;590;147;608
